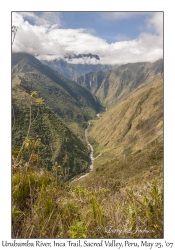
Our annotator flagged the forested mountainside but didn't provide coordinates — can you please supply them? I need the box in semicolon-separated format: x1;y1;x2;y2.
41;58;115;79
12;52;104;176
12;78;90;177
12;53;103;134
73;59;163;106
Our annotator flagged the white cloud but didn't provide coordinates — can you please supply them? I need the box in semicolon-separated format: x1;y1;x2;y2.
12;12;24;26
84;28;96;35
12;12;163;65
67;57;100;65
145;12;163;36
37;12;62;28
12;12;65;56
17;12;61;28
47;28;108;55
17;12;50;28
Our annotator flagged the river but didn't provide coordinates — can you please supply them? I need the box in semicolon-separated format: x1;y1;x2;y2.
72;122;94;182
84;122;94;170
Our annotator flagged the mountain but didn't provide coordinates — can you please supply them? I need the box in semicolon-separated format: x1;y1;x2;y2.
78;74;163;191
12;52;105;176
12;87;90;178
40;58;115;79
12;52;103;134
74;59;163;106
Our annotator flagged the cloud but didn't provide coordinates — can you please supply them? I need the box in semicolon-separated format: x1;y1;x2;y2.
36;12;62;28
67;57;100;65
12;12;65;56
17;12;62;28
12;12;24;26
137;12;163;59
12;12;163;65
47;28;108;55
17;12;50;28
84;28;96;35
145;12;163;36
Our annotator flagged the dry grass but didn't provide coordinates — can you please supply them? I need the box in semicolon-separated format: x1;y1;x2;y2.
89;76;163;149
12;167;163;238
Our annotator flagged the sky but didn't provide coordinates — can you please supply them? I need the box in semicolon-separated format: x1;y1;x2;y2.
12;11;163;65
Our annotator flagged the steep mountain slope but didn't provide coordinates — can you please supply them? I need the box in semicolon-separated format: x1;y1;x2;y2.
74;59;163;107
77;75;163;189
41;58;114;79
12;52;103;135
12;79;90;177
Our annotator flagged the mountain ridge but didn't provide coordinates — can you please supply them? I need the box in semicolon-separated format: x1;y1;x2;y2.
78;74;163;191
12;52;104;134
73;59;163;106
40;58;115;79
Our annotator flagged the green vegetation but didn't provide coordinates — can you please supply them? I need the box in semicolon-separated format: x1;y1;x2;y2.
12;52;104;134
12;54;163;238
12;52;104;176
12;88;89;177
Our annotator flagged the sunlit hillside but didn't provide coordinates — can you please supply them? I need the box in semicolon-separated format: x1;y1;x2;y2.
80;75;163;186
74;59;163;107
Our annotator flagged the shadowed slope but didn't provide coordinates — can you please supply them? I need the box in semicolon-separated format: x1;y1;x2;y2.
12;52;104;134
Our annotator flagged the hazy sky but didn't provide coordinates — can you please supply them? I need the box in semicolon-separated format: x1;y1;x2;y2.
12;11;163;64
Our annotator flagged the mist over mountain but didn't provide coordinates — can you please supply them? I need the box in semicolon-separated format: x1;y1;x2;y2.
65;53;100;61
40;57;115;79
